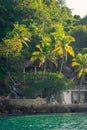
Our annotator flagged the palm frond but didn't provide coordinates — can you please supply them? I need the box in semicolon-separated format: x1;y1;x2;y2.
36;44;42;52
71;62;81;67
30;56;38;62
84;68;87;73
32;51;40;56
65;45;75;57
78;69;83;78
39;58;45;67
48;57;58;68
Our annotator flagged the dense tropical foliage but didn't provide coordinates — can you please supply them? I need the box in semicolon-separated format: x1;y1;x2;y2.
0;0;87;98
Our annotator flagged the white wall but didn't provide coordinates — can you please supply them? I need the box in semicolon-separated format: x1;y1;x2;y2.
62;91;72;104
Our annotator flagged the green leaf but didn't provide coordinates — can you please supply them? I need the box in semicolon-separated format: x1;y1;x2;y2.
32;51;40;55
71;62;80;67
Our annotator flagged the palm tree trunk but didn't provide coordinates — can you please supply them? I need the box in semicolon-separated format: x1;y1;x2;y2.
44;62;46;72
60;57;64;73
34;66;37;73
78;78;83;103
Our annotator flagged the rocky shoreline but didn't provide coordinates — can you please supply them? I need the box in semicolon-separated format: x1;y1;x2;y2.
0;98;87;116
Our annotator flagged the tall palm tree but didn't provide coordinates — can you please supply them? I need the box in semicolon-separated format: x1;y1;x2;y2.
30;36;58;72
72;53;87;103
53;34;75;72
72;53;87;84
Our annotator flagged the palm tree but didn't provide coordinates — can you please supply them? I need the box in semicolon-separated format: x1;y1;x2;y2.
13;23;31;47
72;53;87;85
53;34;75;72
71;53;87;103
30;36;58;72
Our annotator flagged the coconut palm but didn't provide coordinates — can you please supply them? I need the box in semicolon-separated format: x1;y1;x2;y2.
13;23;31;47
30;36;58;72
53;34;75;72
72;53;87;85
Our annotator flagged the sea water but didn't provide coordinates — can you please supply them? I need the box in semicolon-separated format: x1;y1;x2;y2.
0;113;87;130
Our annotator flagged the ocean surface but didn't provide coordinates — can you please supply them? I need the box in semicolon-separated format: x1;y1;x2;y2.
0;113;87;130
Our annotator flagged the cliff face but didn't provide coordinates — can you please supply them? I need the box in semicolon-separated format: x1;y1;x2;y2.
0;98;87;115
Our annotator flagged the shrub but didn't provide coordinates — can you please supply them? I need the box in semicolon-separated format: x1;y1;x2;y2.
23;72;73;98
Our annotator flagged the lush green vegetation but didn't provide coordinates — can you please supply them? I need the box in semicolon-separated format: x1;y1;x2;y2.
0;0;87;97
23;72;73;98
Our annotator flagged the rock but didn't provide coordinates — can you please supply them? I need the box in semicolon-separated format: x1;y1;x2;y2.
0;99;87;115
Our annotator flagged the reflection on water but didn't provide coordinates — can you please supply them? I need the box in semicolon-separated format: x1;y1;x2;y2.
0;113;87;130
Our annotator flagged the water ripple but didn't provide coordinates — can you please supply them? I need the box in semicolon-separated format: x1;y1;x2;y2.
0;113;87;130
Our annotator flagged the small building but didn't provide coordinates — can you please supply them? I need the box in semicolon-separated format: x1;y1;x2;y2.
62;86;87;104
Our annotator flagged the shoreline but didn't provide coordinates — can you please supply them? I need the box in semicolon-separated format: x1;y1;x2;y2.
0;111;87;118
0;99;87;116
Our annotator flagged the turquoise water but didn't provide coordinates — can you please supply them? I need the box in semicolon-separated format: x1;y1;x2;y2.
0;113;87;130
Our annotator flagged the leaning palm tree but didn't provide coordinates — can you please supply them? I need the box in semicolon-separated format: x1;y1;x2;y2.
72;53;87;85
53;34;75;72
30;36;58;72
